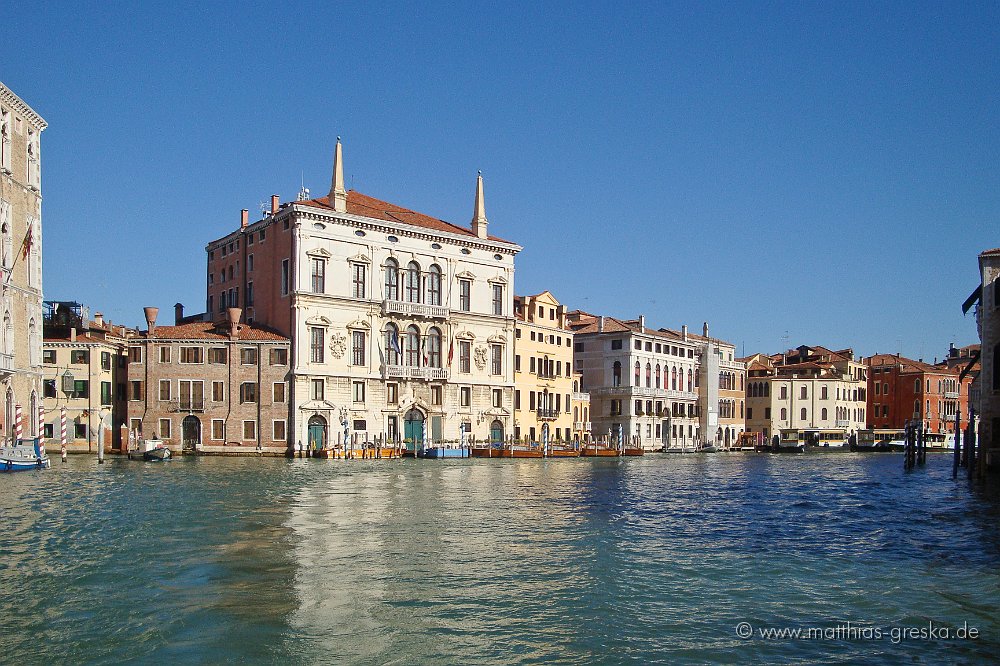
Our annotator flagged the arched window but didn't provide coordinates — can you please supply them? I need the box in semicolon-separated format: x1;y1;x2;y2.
671;367;677;390
634;362;640;387
406;261;421;303
645;363;651;388
427;265;442;306
655;364;661;388
764;383;770;397
821;407;828;420
687;369;693;392
613;361;622;387
800;408;807;421
780;407;787;420
385;324;400;365
406;325;421;367
384;258;399;301
427;327;442;368
2;312;10;357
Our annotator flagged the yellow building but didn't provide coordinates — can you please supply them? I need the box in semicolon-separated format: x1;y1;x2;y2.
513;292;579;444
42;303;131;452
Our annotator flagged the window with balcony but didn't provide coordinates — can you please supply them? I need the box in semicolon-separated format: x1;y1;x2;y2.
428;265;442;306
406;326;421;367
384;259;399;300
406;261;421;303
613;361;622;387
427;327;442;368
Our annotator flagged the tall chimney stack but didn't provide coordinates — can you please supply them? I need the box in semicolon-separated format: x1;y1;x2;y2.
599;316;605;333
639;315;645;331
682;325;688;341
174;303;184;325
241;209;249;228
93;312;104;328
703;322;709;338
271;194;279;215
144;307;159;338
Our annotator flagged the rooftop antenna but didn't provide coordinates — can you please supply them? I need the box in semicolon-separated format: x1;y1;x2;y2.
297;171;310;201
258;200;268;216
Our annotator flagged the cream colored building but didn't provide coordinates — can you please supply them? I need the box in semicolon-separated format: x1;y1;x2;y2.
513;291;577;444
42;303;130;452
204;140;522;451
744;345;868;445
1;82;45;443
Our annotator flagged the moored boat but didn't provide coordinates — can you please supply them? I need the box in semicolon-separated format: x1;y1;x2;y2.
127;438;172;461
853;429;902;452
470;445;544;458
622;447;645;456
0;438;51;471
546;446;581;457
580;445;619;457
418;446;469;458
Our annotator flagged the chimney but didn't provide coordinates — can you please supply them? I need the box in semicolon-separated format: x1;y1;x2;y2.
144;307;159;338
682;324;688;341
598;316;605;333
639;315;645;331
329;137;347;213
471;171;489;239
70;328;77;342
227;307;242;340
93;312;104;328
174;303;184;325
703;321;709;338
241;209;249;228
271;194;279;215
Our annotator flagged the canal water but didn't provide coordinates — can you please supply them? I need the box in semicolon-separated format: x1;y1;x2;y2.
1;453;998;664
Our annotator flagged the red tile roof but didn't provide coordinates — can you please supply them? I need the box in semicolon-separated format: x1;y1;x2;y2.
137;322;288;341
980;248;1000;257
866;353;956;375
296;191;516;245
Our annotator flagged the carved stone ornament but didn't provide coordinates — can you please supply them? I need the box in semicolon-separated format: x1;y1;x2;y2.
474;345;488;371
329;332;347;359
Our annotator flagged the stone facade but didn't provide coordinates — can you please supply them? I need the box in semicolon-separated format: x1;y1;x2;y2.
42;303;131;452
975;249;1000;472
569;313;705;451
204;141;521;451
0;82;45;443
125;308;291;453
744;346;867;444
512;291;576;444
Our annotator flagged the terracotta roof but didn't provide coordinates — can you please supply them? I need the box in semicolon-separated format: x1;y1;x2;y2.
980;248;1000;257
44;334;121;345
296;191;516;245
136;322;288;341
866;353;955;375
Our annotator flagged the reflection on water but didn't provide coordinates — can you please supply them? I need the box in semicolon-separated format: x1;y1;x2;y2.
0;454;998;664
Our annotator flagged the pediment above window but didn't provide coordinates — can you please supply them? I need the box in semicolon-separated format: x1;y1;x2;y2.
348;253;372;265
455;330;476;341
305;248;332;259
346;318;371;330
487;333;507;344
487;275;508;285
305;315;332;326
456;271;476;281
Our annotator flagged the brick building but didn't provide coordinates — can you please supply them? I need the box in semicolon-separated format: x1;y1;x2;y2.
126;307;291;453
865;353;969;434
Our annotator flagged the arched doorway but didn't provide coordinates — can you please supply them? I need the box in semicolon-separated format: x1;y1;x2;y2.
490;420;504;443
404;409;424;452
308;415;327;450
182;415;201;450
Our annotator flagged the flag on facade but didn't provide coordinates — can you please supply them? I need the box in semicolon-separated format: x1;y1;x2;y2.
390;329;402;357
21;227;33;259
447;338;454;366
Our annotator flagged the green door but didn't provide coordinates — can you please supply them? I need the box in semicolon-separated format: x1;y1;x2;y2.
490;420;504;444
404;409;424;452
308;416;326;450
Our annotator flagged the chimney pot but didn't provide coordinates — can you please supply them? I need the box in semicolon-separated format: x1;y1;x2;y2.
599;316;605;333
93;312;104;328
227;308;242;340
174;303;184;325
271;194;279;215
143;307;159;338
639;315;645;331
70;328;77;342
703;322;709;338
682;325;688;341
241;209;249;228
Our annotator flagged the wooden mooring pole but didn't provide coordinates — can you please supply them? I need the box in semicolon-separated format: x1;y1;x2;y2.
953;411;961;479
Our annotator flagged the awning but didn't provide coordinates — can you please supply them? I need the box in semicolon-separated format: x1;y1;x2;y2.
962;285;982;314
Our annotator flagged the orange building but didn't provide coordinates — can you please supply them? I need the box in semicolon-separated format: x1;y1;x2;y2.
865;353;971;433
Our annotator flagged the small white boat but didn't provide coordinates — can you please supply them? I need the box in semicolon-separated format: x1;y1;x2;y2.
0;438;51;472
127;438;172;461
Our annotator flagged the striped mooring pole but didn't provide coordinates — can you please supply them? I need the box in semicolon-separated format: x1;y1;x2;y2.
60;407;67;462
14;403;22;441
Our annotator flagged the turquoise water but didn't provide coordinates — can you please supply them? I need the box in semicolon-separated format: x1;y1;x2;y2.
1;453;998;664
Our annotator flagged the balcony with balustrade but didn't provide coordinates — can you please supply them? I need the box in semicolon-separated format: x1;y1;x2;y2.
0;352;13;378
383;299;449;320
536;408;559;421
384;365;450;381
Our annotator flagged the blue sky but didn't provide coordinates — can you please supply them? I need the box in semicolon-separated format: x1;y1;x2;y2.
6;1;998;360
